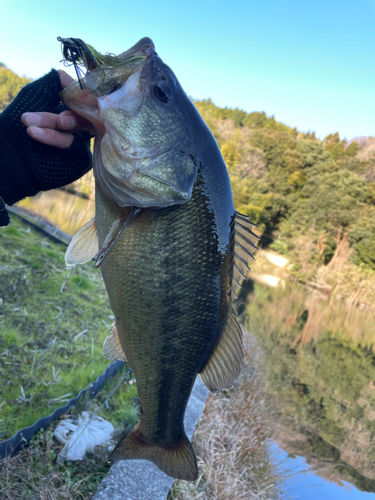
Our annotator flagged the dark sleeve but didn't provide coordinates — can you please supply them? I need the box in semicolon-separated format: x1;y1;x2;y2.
0;69;92;210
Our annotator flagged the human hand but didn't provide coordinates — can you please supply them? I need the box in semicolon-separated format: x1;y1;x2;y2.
21;70;95;149
0;69;93;208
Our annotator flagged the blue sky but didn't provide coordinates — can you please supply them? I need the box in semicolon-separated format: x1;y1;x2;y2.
1;0;375;140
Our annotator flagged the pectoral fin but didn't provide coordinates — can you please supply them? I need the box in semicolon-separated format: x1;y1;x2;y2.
103;321;127;362
65;217;98;266
199;305;243;392
95;207;141;267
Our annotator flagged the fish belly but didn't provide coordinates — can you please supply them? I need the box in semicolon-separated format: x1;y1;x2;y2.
95;179;231;479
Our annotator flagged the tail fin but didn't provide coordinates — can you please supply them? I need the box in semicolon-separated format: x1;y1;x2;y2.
109;421;198;481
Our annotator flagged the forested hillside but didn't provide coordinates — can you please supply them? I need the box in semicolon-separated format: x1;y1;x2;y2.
196;99;372;262
0;63;31;111
194;99;375;302
2;65;374;304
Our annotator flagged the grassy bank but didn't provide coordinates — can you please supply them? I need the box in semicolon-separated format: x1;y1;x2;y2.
0;213;139;498
18;189;95;237
0;214;131;439
0;365;139;499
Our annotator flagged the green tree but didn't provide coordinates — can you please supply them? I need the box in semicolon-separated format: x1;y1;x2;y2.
0;65;31;110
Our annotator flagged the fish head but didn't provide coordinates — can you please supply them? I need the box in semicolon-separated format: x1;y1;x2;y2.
60;38;198;208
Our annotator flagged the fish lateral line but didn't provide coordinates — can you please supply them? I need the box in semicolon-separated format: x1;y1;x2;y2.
95;207;142;268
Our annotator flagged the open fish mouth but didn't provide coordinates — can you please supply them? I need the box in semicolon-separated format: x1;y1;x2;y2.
60;36;198;208
59;37;156;128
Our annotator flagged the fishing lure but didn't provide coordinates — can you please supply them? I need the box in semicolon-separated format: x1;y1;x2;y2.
57;36;145;95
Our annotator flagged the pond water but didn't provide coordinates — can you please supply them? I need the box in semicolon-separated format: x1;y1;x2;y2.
242;280;375;497
272;443;375;499
14;190;375;498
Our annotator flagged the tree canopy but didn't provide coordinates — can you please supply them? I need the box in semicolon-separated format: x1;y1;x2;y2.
194;99;374;272
0;64;31;111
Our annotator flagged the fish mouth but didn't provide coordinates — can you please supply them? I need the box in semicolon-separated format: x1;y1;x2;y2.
59;38;156;129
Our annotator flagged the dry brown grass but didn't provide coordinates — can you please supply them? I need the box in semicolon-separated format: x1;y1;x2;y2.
0;431;95;500
169;332;282;500
252;229;375;348
0;427;112;500
0;424;113;500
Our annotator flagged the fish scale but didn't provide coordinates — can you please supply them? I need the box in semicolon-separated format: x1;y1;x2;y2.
96;176;229;446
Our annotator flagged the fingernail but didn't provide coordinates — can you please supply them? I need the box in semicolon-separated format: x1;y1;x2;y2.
23;113;40;126
60;115;76;129
29;126;45;136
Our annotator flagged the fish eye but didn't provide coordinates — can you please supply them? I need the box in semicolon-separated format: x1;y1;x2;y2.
153;82;171;103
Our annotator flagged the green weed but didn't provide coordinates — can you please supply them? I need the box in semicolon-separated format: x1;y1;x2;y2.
0;215;122;440
3;226;21;237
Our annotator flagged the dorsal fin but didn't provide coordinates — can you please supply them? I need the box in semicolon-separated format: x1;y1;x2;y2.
199;305;243;392
232;211;260;300
65;217;98;266
103;321;127;361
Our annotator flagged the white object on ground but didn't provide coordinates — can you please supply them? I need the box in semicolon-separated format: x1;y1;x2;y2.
54;411;114;460
263;251;289;268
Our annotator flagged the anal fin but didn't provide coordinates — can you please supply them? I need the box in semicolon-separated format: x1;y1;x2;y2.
103;321;127;362
199;305;243;392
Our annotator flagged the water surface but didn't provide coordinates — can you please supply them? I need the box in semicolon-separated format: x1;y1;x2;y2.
244;282;375;497
272;443;375;499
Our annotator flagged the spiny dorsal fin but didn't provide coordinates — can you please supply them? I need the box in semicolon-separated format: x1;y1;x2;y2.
103;321;127;362
232;211;260;300
65;217;98;266
199;305;243;392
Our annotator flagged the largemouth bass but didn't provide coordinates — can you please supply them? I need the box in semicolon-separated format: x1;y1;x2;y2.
61;37;258;481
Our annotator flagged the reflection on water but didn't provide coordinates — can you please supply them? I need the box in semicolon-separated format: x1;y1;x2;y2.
243;282;375;496
272;443;375;499
17;189;95;236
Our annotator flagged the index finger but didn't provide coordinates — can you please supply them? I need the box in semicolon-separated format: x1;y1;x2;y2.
22;111;95;136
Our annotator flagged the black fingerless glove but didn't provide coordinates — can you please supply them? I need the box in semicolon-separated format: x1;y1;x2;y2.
0;69;92;225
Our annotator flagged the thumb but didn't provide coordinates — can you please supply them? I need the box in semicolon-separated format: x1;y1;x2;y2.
58;70;75;89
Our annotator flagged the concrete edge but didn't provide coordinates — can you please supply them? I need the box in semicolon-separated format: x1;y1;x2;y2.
7;204;72;245
92;377;209;500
